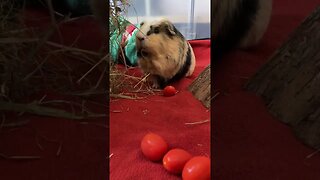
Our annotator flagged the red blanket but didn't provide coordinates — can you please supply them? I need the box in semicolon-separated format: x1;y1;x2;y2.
2;0;320;179
213;0;320;179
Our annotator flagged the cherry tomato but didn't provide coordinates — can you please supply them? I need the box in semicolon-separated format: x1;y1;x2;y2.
163;86;177;97
141;133;169;161
182;156;210;180
163;148;192;174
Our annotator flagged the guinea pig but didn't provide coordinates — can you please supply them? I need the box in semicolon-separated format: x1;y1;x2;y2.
213;0;272;59
136;18;196;89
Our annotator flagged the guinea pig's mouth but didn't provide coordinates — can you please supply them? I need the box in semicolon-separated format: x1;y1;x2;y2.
137;49;149;58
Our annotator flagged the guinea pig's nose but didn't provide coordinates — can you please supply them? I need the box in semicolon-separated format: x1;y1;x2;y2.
137;36;145;41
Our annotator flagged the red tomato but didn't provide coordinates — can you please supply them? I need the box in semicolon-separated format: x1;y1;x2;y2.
141;133;169;161
163;148;192;174
163;86;177;97
182;156;211;180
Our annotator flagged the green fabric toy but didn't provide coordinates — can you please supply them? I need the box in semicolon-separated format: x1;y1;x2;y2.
109;16;140;66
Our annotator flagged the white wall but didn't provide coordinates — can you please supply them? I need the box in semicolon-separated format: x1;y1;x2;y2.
125;0;210;23
194;0;210;23
122;0;210;39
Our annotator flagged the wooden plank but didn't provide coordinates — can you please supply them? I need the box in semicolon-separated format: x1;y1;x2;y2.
246;6;320;148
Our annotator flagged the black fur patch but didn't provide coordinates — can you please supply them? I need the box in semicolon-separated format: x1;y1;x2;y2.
137;50;142;58
156;45;192;88
145;22;184;40
213;0;259;59
146;25;159;36
164;23;185;39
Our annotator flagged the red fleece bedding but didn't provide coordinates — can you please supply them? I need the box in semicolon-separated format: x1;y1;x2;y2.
2;0;319;179
213;0;320;179
109;40;211;179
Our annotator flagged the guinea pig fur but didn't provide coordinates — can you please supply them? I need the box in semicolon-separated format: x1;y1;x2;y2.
213;0;272;59
136;18;196;89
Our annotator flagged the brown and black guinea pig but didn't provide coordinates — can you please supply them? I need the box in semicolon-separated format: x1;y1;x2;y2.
136;18;196;89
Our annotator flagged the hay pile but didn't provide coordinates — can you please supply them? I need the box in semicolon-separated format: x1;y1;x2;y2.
0;0;153;124
0;0;107;122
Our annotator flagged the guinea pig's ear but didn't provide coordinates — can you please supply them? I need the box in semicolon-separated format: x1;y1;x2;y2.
163;22;176;36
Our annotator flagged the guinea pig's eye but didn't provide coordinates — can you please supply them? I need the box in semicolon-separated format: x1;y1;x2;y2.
154;27;160;34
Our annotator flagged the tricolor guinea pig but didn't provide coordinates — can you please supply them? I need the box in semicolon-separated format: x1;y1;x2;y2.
213;0;272;58
136;18;196;89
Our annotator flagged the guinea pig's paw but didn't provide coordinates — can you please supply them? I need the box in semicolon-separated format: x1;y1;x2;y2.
150;79;160;89
151;82;160;89
146;75;160;89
